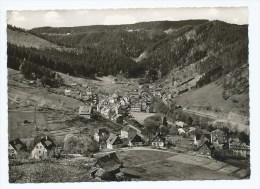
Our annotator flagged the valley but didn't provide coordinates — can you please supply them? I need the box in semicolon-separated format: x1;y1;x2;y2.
7;19;250;182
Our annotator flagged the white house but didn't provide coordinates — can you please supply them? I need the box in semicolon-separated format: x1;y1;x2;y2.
151;133;165;147
109;97;115;104
175;121;185;128
106;134;124;149
64;89;71;96
78;106;92;118
31;136;56;159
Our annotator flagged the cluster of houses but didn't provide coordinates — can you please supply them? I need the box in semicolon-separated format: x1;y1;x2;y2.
8;136;58;159
165;121;250;158
8;121;250;161
93;126;144;150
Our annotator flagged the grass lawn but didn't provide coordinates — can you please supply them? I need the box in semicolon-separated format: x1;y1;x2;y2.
117;150;238;181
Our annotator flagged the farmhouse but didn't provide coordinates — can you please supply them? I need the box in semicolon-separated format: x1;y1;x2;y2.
128;134;143;147
151;132;165;147
31;136;56;159
78;106;92;118
193;131;213;147
121;127;137;139
64;89;71;96
89;152;123;180
8;138;27;158
197;140;215;157
94;128;110;142
106;134;124;149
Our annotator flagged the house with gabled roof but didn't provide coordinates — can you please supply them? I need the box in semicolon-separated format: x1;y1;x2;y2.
89;152;123;180
197;140;215;157
31;136;56;159
8;138;27;158
121;127;137;139
193;131;213;147
128;134;144;147
106;134;124;149
94;128;110;143
151;132;165;147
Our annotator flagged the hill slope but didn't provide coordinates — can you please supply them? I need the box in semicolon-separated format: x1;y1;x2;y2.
7;28;62;50
7;20;249;120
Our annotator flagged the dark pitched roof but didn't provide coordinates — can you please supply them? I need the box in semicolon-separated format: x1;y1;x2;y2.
95;128;109;135
35;136;56;150
197;140;215;151
129;134;143;143
151;132;165;143
106;134;123;145
9;138;27;151
94;152;122;172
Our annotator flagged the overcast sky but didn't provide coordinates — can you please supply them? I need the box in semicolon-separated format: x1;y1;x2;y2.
7;7;248;29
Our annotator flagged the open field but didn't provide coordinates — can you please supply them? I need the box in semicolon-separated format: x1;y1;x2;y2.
116;149;249;180
8;111;46;140
177;80;249;120
7;29;62;50
130;112;155;125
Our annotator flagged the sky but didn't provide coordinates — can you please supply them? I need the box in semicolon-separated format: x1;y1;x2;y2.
7;7;248;29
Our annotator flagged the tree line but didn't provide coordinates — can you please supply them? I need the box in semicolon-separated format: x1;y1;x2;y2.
7;43;146;81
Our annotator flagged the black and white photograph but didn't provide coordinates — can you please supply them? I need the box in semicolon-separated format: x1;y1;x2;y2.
1;0;260;188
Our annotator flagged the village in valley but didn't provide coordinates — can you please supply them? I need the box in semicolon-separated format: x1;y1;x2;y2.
8;69;250;182
6;9;250;183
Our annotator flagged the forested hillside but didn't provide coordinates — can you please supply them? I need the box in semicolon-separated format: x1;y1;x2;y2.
7;20;248;95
